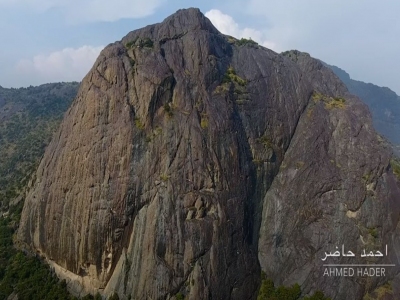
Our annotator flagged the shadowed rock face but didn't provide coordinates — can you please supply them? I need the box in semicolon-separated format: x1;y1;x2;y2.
17;9;400;300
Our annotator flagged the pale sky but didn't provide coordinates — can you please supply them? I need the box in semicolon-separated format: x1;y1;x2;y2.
1;0;399;94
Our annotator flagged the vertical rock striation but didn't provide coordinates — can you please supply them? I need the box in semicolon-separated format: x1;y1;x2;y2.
258;51;400;299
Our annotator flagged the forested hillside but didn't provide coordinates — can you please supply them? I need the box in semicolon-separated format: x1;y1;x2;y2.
0;82;79;216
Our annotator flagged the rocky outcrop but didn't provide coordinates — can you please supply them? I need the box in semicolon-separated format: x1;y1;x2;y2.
327;63;400;155
17;9;400;300
260;50;400;299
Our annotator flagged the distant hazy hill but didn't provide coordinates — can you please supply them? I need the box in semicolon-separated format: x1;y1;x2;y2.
326;64;400;154
0;82;79;215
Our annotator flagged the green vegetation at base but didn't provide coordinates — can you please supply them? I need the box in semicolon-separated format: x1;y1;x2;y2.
258;272;331;300
0;218;14;281
0;217;122;299
0;218;75;300
257;276;301;300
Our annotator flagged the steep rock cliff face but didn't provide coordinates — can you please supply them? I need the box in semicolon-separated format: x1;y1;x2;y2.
17;9;400;300
259;51;400;299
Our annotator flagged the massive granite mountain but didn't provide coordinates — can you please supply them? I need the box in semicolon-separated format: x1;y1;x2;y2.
327;64;400;154
17;8;400;300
